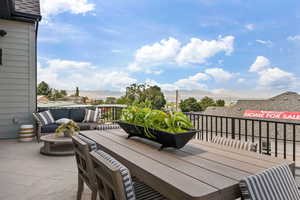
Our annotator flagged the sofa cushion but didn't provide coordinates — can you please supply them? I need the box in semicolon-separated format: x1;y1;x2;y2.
77;123;91;131
41;123;59;133
34;110;55;126
70;108;86;122
50;109;70;121
76;122;98;130
83;109;99;122
56;118;72;124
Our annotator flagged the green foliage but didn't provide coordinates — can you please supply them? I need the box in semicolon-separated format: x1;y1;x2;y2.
179;97;202;112
144;85;166;109
116;96;128;104
179;96;225;112
81;96;88;104
121;105;193;134
55;121;80;137
75;87;80;97
199;96;216;110
216;99;225;107
105;97;117;104
91;100;104;105
60;90;67;97
37;81;51;96
122;83;166;109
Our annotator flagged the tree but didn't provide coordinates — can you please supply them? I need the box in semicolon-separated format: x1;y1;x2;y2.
116;96;128;104
216;99;225;107
81;96;88;104
105;97;117;104
91;100;104;105
75;87;80;97
122;83;166;109
143;85;166;110
37;81;51;96
199;96;216;110
124;83;146;104
179;97;202;112
60;90;67;97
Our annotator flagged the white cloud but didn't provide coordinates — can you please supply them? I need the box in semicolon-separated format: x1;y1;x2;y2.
249;56;270;72
135;37;181;64
205;68;234;82
128;37;181;73
257;68;296;90
38;58;136;91
256;40;273;47
237;78;245;83
245;24;255;31
249;56;297;90
40;0;95;19
128;35;235;73
287;35;300;41
146;72;209;91
176;35;234;64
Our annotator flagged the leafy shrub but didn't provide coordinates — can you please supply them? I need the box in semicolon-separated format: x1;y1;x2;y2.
121;105;193;134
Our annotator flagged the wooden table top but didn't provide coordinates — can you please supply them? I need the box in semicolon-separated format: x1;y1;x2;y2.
81;130;294;200
40;134;72;143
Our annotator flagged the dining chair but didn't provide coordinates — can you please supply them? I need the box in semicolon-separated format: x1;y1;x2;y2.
72;135;98;200
211;136;258;152
239;163;300;200
90;149;168;200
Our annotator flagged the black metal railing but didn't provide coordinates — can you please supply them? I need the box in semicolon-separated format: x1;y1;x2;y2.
96;105;125;122
185;112;300;162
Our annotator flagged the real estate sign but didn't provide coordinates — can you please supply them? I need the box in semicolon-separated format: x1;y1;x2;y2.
243;110;300;120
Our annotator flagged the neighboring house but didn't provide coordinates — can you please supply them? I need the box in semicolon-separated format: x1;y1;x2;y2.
37;95;49;103
0;0;41;138
201;91;300;141
203;91;300;121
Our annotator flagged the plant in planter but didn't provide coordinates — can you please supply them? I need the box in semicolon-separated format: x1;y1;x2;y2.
118;105;196;150
55;121;80;137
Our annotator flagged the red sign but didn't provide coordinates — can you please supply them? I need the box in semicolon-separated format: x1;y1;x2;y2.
243;110;300;120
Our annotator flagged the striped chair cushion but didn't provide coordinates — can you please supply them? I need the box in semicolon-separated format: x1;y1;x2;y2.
83;109;99;123
211;136;257;152
98;124;120;131
239;164;300;200
34;110;55;126
95;150;136;200
78;134;98;151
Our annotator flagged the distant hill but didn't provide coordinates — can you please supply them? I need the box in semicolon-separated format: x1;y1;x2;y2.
66;89;277;103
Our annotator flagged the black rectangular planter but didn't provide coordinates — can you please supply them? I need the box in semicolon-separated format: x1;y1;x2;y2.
117;121;197;150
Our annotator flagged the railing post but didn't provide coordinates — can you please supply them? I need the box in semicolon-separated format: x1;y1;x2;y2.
231;118;235;139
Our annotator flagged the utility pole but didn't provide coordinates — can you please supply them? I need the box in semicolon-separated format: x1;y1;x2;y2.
175;90;179;111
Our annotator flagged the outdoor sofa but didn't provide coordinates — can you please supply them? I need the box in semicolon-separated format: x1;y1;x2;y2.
33;107;99;142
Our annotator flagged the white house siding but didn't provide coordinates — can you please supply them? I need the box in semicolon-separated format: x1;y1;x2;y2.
0;19;36;139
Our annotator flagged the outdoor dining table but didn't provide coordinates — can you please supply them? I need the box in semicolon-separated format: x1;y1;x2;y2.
81;129;295;200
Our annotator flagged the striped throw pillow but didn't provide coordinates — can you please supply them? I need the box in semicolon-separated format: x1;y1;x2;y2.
34;110;55;126
95;150;136;200
240;164;300;200
83;109;99;122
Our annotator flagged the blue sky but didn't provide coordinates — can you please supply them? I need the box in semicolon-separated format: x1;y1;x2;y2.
37;0;300;97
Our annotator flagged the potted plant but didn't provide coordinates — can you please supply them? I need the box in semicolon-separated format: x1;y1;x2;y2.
118;105;197;150
55;121;80;137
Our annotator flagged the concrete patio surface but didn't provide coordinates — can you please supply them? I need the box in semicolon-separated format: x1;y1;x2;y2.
1;139;300;200
0;140;91;200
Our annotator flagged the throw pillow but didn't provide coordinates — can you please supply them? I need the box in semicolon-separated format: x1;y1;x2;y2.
56;118;72;124
34;110;55;126
83;109;99;122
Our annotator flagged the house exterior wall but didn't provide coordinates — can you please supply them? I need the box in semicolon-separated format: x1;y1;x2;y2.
0;19;36;139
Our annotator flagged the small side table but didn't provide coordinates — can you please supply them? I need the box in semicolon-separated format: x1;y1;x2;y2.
40;134;74;156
